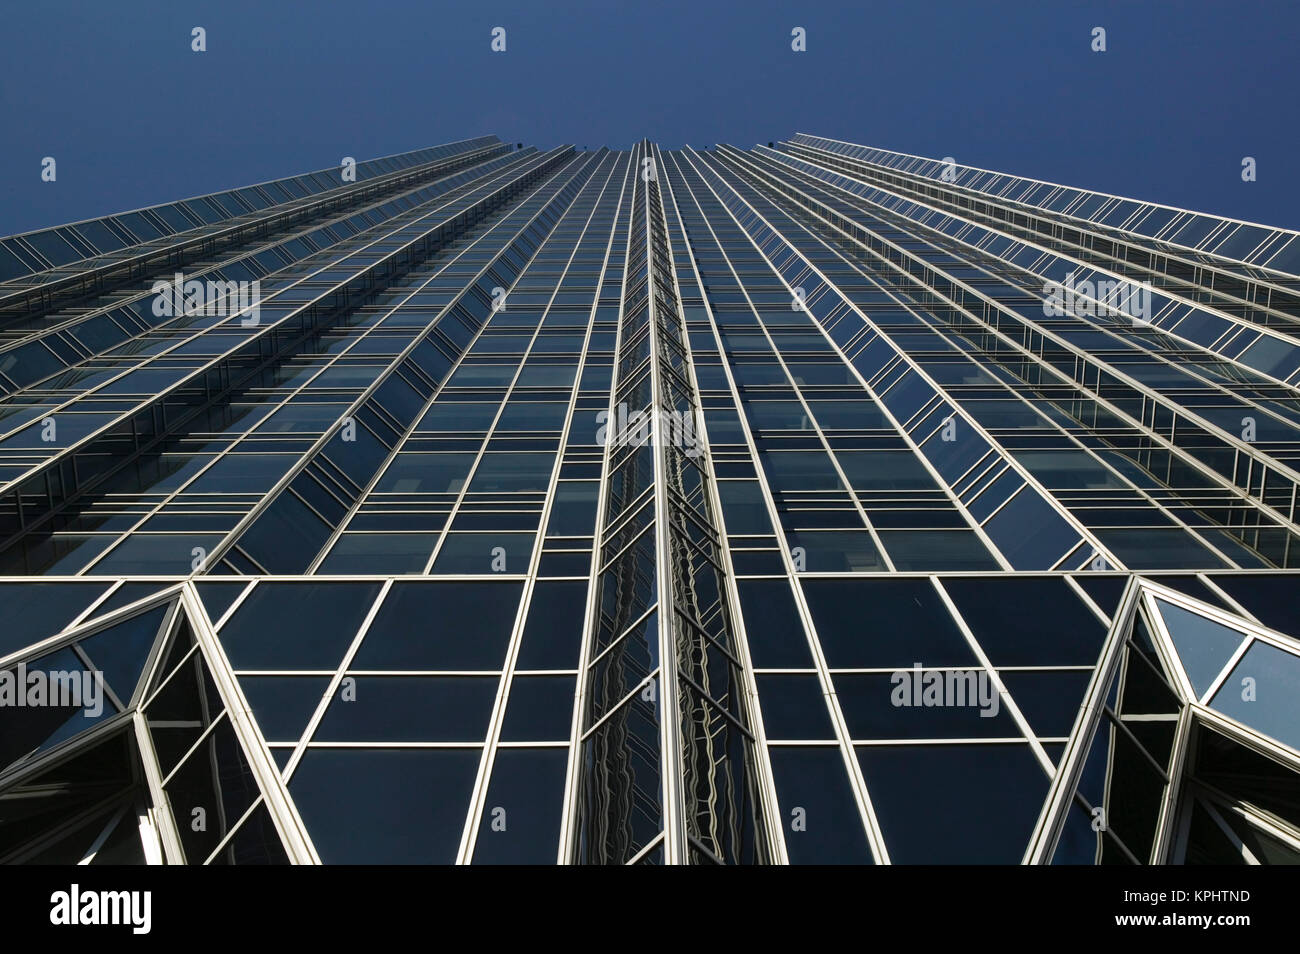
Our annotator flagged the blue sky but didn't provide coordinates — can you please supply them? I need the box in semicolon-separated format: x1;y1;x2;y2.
2;0;1298;235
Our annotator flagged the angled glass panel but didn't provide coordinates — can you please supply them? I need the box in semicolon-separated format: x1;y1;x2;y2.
472;748;567;864
351;581;522;670
289;748;481;863
0;646;117;772
1211;641;1300;752
76;602;171;706
0;583;111;659
857;743;1047;863
767;746;872;864
236;676;331;743
1153;599;1248;698
216;582;382;670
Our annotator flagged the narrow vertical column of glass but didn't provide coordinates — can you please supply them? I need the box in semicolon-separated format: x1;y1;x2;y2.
574;143;774;865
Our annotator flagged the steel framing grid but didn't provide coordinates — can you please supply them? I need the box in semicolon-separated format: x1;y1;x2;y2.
732;142;1300;534
2;132;1300;865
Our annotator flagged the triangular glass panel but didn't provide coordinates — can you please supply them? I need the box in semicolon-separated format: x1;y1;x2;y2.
1153;598;1248;699
193;581;250;626
80;582;176;624
1052;603;1185;865
75;602;172;708
1120;612;1184;714
145;608;197;697
0;729;143;864
0;582;111;660
0;596;299;866
0;645;120;773
143;617;226;777
1210;640;1300;752
0;596;176;773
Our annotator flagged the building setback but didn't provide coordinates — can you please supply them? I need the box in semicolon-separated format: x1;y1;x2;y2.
0;135;1297;864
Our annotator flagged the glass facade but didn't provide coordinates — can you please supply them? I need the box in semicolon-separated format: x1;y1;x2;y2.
1;134;1298;864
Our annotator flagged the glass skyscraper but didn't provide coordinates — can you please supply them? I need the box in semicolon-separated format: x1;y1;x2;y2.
1;134;1298;865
